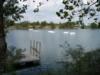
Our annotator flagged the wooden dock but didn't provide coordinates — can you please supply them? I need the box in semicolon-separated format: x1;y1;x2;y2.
14;40;41;70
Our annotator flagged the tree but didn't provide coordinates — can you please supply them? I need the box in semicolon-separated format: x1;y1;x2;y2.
40;21;47;28
4;0;27;27
60;41;100;75
0;0;27;73
0;1;6;73
98;22;100;28
31;21;41;26
56;0;100;29
49;22;55;29
41;21;47;25
71;49;100;75
64;21;76;28
90;22;98;29
0;0;50;73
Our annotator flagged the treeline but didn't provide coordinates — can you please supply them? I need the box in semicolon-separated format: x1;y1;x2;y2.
88;22;100;29
14;21;100;30
15;21;78;29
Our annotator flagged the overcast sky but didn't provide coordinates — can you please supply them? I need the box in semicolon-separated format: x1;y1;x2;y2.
19;0;65;23
19;0;99;24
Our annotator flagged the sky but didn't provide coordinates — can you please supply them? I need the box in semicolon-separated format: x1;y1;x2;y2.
18;0;99;24
19;0;65;23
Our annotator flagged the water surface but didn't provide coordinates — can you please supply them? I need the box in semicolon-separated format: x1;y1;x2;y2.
6;29;100;74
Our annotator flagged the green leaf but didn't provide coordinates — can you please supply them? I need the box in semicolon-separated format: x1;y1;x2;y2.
56;12;61;17
97;8;100;11
90;13;95;17
68;6;74;10
64;11;69;18
33;8;39;13
61;16;64;19
94;18;97;21
62;0;68;4
59;9;63;13
65;5;68;9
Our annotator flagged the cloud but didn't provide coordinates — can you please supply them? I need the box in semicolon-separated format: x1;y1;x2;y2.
19;0;100;24
83;0;97;4
19;0;65;23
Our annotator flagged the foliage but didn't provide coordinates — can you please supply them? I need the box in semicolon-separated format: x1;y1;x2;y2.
89;22;98;29
41;21;47;25
56;0;100;28
6;46;25;72
60;41;84;64
3;0;27;28
40;21;48;28
0;0;46;74
37;41;100;75
87;22;100;29
98;22;100;28
32;21;41;25
15;21;79;29
60;41;100;75
71;49;100;75
60;22;77;29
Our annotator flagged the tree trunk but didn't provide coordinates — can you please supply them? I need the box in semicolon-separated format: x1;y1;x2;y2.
0;0;7;74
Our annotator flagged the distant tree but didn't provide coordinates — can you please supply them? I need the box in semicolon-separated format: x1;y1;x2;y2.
60;21;76;29
34;21;40;25
56;0;100;29
19;21;30;25
16;21;31;29
40;21;47;28
49;22;55;29
98;22;100;28
65;22;76;28
90;22;98;29
41;21;47;25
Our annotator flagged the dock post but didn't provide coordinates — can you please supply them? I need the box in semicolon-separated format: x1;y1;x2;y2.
30;40;32;55
39;41;41;63
33;40;35;49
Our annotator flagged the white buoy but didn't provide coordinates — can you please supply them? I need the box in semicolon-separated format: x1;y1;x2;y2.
29;29;33;31
69;32;76;35
63;31;69;34
48;31;55;33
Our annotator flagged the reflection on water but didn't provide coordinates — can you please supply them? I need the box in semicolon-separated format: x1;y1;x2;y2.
28;29;33;31
63;31;76;35
69;32;76;35
48;30;55;33
6;29;100;74
63;31;69;34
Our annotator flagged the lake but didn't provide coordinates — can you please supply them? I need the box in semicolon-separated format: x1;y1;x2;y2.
6;29;100;74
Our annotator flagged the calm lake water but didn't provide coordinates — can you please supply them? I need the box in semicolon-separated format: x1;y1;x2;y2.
6;29;100;74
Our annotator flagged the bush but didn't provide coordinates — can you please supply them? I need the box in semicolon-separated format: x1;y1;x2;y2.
60;41;100;75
